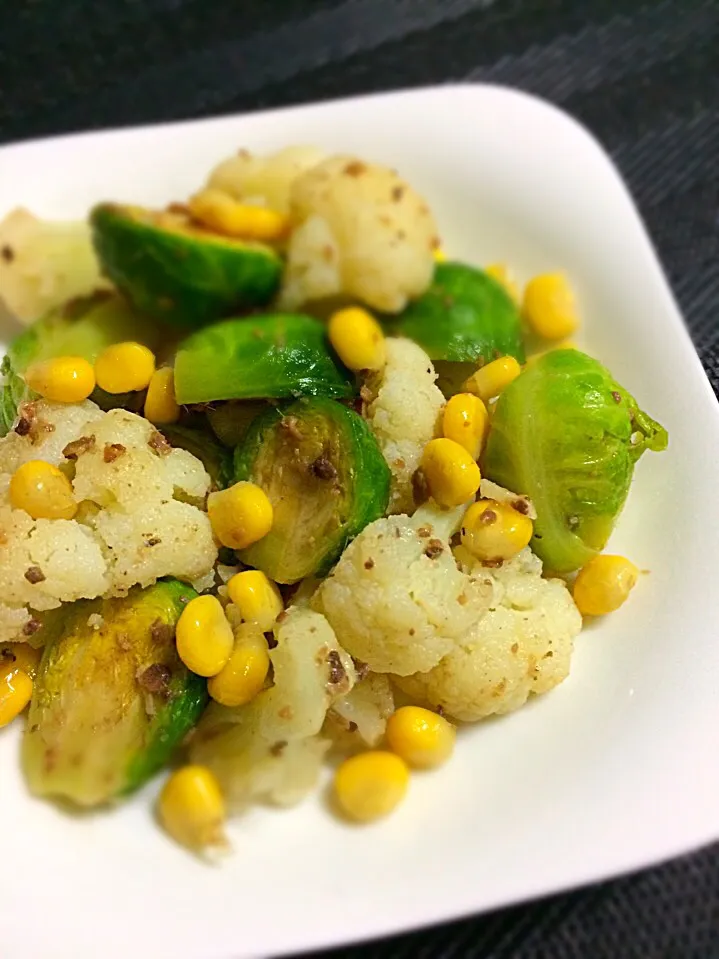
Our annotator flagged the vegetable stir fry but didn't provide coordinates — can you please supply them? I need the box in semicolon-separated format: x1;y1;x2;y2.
0;143;667;855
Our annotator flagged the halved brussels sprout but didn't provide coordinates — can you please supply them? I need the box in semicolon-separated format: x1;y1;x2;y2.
483;349;668;572
173;314;354;405
233;397;390;583
0;291;165;434
23;579;207;807
386;261;525;365
91;203;282;328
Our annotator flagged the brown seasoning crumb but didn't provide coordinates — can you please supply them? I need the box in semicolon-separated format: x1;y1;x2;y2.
326;650;346;686
310;456;338;481
24;566;46;584
364;558;375;570
63;435;96;460
103;442;126;463
148;431;171;456
344;161;366;177
1;245;14;262
424;538;444;559
138;663;172;695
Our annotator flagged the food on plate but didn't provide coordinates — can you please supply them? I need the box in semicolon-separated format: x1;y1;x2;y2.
23;579;207;805
90;203;283;327
362;336;445;514
386;261;525;365
281;154;438;312
0;208;110;324
483;349;668;572
0;140;667;854
0;291;163;435
233;396;390;583
173;313;354;404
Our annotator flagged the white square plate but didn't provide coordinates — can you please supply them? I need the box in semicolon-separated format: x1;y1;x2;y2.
1;85;718;959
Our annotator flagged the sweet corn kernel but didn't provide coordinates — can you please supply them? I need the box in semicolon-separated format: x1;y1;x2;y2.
434;247;447;262
175;595;234;677
386;705;456;769
144;367;180;425
523;272;579;340
207;481;273;550
460;498;533;562
0;643;42;681
189;188;289;241
94;341;156;394
9;460;77;520
208;625;270;708
420;437;481;508
334;751;409;823
463;355;522;402
442;393;489;461
226;570;283;630
0;669;33;728
573;554;639;616
24;356;95;403
328;307;386;372
158;765;227;852
485;263;520;303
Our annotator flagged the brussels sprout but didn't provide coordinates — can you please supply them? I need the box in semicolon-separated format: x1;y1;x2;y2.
160;424;232;489
233;397;390;583
173;314;354;405
386;262;525;365
91;203;282;328
23;579;207;807
0;291;164;434
483;350;668;572
207;401;267;447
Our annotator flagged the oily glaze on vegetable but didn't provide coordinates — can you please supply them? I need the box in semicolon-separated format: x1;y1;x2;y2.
173;314;354;405
233;397;390;583
483;349;667;572
91;203;282;328
23;579;207;806
386;262;525;365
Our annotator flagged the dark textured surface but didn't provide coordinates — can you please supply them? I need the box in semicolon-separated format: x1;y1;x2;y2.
1;1;718;956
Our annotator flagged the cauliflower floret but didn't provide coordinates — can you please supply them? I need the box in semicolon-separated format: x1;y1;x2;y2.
365;338;445;514
396;549;582;721
192;609;354;810
0;400;217;640
312;504;489;676
0;208;110;324
207;145;325;214
281;155;438;312
326;673;395;750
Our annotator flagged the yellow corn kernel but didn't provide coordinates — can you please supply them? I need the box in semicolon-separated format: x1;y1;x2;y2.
485;263;520;303
189;188;289;241
24;356;95;403
420;437;481;508
158;765;227;852
0;643;42;680
434;247;447;262
460;498;533;562
175;595;234;677
334;751;410;823
9;460;77;520
442;393;488;461
523;272;579;340
386;705;456;770
463;355;522;402
226;570;283;630
144;367;180;425
208;625;270;708
94;341;156;394
573;554;639;616
328;307;386;372
0;669;33;727
207;481;273;550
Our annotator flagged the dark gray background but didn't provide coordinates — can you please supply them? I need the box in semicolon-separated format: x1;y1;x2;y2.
1;1;717;956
